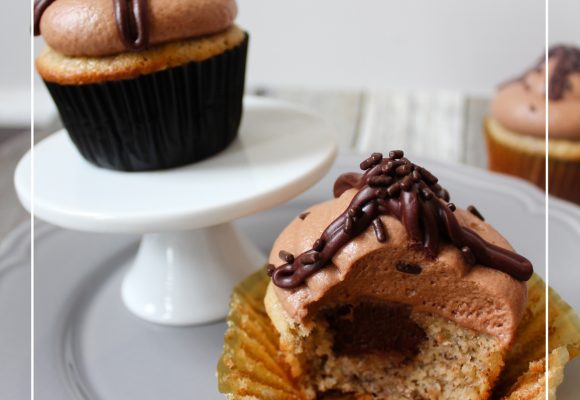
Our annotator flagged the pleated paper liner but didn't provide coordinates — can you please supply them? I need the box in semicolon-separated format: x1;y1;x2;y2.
44;34;248;171
484;119;545;190
548;156;580;205
218;270;580;400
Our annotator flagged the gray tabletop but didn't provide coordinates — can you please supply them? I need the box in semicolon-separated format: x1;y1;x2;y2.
0;129;30;240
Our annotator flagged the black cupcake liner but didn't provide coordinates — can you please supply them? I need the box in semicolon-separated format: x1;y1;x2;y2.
45;34;248;171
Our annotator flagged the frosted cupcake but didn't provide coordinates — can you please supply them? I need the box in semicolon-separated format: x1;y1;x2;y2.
218;152;580;399
35;0;248;171
486;45;580;204
263;151;533;399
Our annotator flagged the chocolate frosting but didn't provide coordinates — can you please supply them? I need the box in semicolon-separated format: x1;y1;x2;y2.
34;0;237;57
492;45;580;140
269;151;533;289
35;0;150;51
547;45;580;101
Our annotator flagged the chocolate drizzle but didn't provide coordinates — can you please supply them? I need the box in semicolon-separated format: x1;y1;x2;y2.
499;45;580;101
547;45;580;100
269;151;533;289
34;0;150;51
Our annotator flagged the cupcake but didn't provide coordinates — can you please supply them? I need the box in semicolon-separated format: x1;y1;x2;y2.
486;45;580;204
262;151;533;399
219;151;580;399
35;0;248;171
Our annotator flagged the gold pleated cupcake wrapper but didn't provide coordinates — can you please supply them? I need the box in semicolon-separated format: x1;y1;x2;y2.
484;121;546;190
484;119;580;205
218;270;580;400
548;158;580;205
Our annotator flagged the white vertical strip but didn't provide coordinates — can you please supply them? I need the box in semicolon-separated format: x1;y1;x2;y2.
30;0;35;398
545;0;550;397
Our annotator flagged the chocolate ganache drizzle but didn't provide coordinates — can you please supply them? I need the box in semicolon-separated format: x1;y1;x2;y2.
547;45;580;101
269;151;533;289
500;45;580;101
34;0;150;51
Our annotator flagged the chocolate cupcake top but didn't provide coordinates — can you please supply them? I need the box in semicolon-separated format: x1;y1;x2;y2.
491;45;580;140
35;0;237;57
267;152;532;346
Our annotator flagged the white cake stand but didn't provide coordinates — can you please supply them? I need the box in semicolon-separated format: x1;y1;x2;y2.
14;96;337;325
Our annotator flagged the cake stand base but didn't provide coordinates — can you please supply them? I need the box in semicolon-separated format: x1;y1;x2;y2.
15;96;337;326
121;223;263;325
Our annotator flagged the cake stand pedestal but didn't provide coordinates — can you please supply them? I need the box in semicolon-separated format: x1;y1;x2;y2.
14;96;337;325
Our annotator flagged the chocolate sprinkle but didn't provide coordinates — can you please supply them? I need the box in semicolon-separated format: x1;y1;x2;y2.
299;211;311;220
395;262;422;275
467;205;485;221
34;0;151;51
372;218;388;243
270;151;533;288
547;46;580;100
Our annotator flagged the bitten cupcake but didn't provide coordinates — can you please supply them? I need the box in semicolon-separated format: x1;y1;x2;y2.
35;0;248;171
263;151;533;399
486;45;580;204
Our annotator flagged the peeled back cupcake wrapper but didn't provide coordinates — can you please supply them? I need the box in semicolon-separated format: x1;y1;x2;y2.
45;34;248;171
218;269;580;400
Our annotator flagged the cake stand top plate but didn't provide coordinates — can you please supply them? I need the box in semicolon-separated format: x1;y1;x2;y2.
14;96;337;233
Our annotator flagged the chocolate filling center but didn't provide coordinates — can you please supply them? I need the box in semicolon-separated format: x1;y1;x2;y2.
324;301;427;359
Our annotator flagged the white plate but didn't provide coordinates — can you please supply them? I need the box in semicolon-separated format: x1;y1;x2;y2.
2;153;579;399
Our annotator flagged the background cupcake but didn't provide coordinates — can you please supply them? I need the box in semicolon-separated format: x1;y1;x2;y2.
546;46;580;204
486;45;580;205
35;0;248;171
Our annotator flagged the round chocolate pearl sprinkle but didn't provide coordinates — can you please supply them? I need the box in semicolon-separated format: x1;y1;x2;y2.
447;203;456;211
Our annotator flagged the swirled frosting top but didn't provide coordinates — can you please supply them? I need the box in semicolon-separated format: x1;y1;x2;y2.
491;45;580;140
267;151;532;346
35;0;237;57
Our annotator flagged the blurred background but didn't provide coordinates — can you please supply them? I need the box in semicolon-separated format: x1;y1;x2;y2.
0;0;30;238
